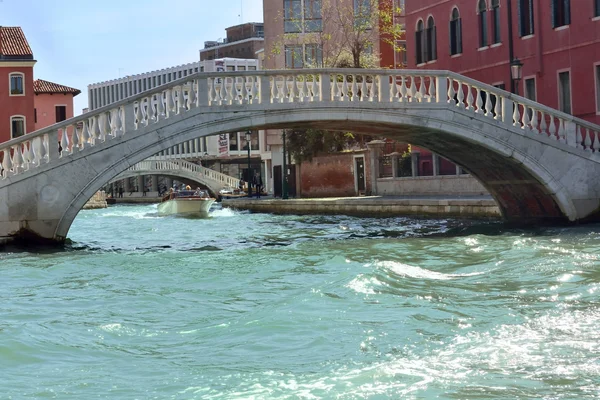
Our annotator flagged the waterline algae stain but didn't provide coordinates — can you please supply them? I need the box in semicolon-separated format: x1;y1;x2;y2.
1;204;600;398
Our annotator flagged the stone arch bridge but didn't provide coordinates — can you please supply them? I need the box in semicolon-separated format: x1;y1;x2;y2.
1;68;600;243
113;159;241;197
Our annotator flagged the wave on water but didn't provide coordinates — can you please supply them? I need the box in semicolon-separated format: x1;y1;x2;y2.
209;207;239;218
97;204;159;220
375;260;486;281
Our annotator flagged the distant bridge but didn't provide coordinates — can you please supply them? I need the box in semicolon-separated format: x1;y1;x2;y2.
113;159;240;196
1;68;600;243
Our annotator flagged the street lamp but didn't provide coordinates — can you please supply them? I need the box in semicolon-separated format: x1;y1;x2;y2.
246;130;253;198
510;58;523;95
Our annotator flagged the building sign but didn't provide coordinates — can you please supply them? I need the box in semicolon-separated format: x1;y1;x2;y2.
218;134;229;156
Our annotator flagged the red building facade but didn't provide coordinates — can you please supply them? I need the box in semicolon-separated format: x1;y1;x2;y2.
406;0;600;125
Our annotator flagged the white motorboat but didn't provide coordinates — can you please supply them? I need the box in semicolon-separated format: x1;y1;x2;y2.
158;189;215;216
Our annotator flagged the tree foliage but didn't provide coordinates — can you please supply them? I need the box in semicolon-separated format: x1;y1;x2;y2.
286;129;359;163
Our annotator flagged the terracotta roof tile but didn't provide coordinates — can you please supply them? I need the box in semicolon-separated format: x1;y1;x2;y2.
34;79;81;96
0;27;33;58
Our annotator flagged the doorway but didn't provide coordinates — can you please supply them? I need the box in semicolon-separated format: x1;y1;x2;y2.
355;157;366;195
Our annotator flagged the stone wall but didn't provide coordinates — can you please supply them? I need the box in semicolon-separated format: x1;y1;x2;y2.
83;191;107;210
376;175;488;196
299;151;371;198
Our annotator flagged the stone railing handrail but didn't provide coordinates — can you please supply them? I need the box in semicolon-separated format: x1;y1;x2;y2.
122;159;240;189
2;68;600;181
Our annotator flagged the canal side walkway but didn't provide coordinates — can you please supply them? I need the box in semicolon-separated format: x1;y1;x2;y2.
222;195;501;219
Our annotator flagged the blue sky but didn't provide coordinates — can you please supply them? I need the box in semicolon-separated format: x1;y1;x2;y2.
2;0;264;115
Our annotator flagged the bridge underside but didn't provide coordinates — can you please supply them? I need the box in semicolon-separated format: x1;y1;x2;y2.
278;120;574;225
112;173;217;197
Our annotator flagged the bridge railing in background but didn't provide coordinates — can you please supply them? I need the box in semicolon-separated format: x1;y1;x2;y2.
2;69;600;182
123;159;240;189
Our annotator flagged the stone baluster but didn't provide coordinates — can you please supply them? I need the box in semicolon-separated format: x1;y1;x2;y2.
540;111;548;135
530;108;539;133
427;77;435;103
189;80;198;108
30;136;42;167
583;127;593;152
592;130;600;153
280;76;289;103
218;80;226;105
576;126;584;150
483;89;492;116
475;88;484;114
2;148;12;178
455;81;464;108
134;102;143;129
80;118;91;148
359;77;366;102
21;141;31;171
494;93;502;120
418;77;426;102
60;128;70;156
512;101;521;128
165;89;175;117
208;78;216;105
558;119;567;144
408;76;417;102
389;75;398;102
400;75;409;102
70;124;80;151
97;113;108;141
302;76;310;102
239;77;248;105
288;76;296;103
467;85;475;111
179;85;188;112
351;75;358;102
341;75;349;101
13;143;24;174
146;95;155;122
521;104;530;130
548;115;557;140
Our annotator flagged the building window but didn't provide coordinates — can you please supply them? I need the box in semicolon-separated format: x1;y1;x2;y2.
518;0;534;36
426;16;437;61
397;42;407;66
284;0;302;33
595;65;600;113
596;0;600;17
551;0;570;28
558;71;571;114
11;116;25;139
491;0;501;43
449;8;462;55
354;0;371;27
229;132;238;151
524;78;536;101
304;0;322;32
478;0;488;48
9;73;24;95
34;108;37;124
415;19;425;64
305;44;323;67
285;45;304;68
56;106;67;123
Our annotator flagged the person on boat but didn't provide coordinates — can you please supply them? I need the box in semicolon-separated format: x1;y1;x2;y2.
185;185;192;191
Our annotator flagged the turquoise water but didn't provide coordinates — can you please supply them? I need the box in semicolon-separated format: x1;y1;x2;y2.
1;204;600;399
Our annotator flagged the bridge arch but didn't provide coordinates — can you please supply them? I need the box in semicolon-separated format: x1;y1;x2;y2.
1;68;599;243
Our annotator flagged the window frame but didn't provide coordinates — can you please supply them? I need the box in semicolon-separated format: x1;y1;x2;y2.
284;45;304;69
478;0;489;48
518;0;534;37
10;115;26;139
415;19;425;65
9;72;25;96
426;16;437;62
551;0;571;28
594;63;600;115
491;0;501;44
55;105;67;123
595;0;600;17
449;7;463;56
557;69;572;115
524;76;537;102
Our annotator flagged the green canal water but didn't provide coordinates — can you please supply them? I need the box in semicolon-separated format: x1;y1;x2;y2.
1;204;600;399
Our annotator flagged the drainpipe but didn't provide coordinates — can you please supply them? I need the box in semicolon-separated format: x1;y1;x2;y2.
507;0;516;93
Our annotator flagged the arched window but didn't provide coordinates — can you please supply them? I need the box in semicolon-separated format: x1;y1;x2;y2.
450;8;463;55
10;116;25;139
426;16;437;61
415;19;425;64
478;0;488;48
9;72;24;96
491;0;501;44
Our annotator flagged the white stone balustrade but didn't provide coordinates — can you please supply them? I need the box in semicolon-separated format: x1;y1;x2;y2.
2;69;599;182
118;159;240;193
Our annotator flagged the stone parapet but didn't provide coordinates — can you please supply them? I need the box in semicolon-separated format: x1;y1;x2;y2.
223;196;501;219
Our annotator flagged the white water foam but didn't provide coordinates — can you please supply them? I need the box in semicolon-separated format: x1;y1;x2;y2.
376;260;486;281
